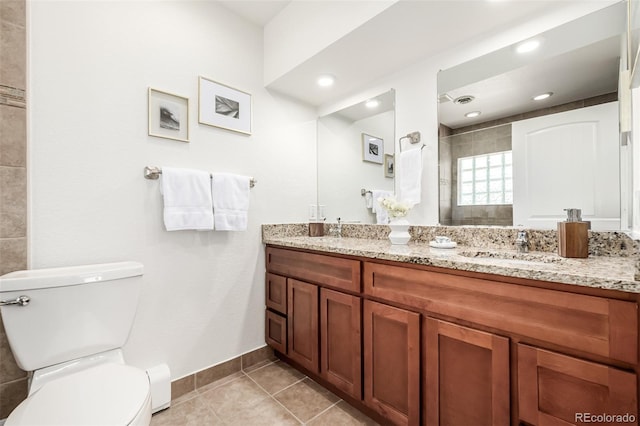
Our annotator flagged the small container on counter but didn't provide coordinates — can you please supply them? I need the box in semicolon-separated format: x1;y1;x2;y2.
309;222;325;237
557;208;589;258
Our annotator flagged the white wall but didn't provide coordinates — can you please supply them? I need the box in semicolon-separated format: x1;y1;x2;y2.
633;87;640;234
28;1;316;380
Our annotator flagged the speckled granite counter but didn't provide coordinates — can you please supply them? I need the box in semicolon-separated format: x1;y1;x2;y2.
262;224;640;294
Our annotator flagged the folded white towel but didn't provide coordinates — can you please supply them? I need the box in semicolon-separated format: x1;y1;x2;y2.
211;173;251;231
399;147;422;205
372;189;393;225
161;167;214;231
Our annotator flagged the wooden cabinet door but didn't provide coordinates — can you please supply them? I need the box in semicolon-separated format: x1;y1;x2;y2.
287;279;319;374
320;288;362;399
518;344;638;426
424;318;510;426
364;300;420;426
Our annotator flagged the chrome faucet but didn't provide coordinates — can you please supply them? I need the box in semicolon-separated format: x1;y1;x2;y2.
329;217;342;238
515;230;529;253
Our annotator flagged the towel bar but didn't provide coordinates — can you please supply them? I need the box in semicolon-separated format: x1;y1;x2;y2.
399;131;425;152
144;166;256;188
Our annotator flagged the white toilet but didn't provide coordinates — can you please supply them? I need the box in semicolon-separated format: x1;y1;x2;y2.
0;261;152;426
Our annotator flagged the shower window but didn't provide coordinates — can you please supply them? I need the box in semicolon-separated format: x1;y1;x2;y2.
458;151;513;206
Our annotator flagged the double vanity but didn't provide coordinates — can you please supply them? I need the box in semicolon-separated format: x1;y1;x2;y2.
262;224;639;425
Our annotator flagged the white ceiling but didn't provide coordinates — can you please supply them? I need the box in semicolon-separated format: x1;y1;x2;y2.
218;0;622;112
439;35;621;129
217;0;290;26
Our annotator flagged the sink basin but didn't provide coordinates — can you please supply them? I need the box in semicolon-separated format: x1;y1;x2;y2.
458;250;563;267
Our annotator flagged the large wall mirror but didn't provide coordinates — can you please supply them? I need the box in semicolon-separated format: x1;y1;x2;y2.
317;89;395;224
438;1;629;230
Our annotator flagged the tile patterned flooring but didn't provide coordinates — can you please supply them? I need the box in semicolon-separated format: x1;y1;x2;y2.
151;360;380;426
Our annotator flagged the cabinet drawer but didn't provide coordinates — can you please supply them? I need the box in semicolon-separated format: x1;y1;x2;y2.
265;310;287;354
267;247;360;292
266;273;287;314
364;262;638;364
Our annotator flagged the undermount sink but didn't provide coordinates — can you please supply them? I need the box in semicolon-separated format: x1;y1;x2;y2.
458;250;563;266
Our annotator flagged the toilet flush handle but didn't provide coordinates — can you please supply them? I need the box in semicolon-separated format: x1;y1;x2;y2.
0;295;30;307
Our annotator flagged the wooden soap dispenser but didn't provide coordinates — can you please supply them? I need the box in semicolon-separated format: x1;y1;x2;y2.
557;208;589;258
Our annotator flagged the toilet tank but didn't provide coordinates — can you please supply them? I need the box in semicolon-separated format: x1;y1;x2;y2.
0;262;143;371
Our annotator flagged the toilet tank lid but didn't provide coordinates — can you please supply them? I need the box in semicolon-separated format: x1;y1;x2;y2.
0;261;143;293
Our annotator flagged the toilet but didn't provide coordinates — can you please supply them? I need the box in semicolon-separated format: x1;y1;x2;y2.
0;262;152;426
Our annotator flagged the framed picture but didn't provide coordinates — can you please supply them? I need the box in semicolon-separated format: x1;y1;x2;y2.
362;133;384;164
199;76;252;135
385;154;395;178
148;88;189;142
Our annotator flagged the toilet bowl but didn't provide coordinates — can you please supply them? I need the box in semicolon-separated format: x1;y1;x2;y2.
0;262;151;426
6;362;152;426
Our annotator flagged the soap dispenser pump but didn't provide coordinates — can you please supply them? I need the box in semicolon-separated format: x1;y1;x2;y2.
557;208;589;258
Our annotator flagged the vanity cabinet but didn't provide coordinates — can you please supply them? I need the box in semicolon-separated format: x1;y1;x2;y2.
364;300;420;426
265;247;363;399
265;245;639;426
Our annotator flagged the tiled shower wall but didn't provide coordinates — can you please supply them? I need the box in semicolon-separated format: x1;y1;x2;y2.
441;124;513;226
0;0;29;418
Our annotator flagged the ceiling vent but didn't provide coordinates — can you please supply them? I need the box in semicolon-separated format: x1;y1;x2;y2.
453;95;475;105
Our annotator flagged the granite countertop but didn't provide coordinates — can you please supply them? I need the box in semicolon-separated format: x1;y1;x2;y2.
263;235;640;294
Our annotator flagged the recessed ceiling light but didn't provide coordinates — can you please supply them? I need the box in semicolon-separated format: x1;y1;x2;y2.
317;74;335;87
365;99;380;108
465;111;481;118
516;39;540;54
532;92;553;101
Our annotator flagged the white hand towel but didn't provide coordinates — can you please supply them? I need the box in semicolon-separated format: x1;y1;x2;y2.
372;189;393;225
365;191;373;209
398;147;423;205
211;173;251;231
161;167;214;231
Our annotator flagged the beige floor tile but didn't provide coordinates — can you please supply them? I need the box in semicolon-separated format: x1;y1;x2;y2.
198;375;270;422
246;360;305;395
150;396;224;426
224;396;301;425
307;400;380;426
274;378;340;422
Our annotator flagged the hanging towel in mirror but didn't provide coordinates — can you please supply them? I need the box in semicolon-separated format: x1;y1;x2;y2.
372;189;393;224
399;147;422;205
211;173;251;231
160;167;214;231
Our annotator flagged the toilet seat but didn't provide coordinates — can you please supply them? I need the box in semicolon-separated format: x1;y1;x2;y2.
6;363;151;426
